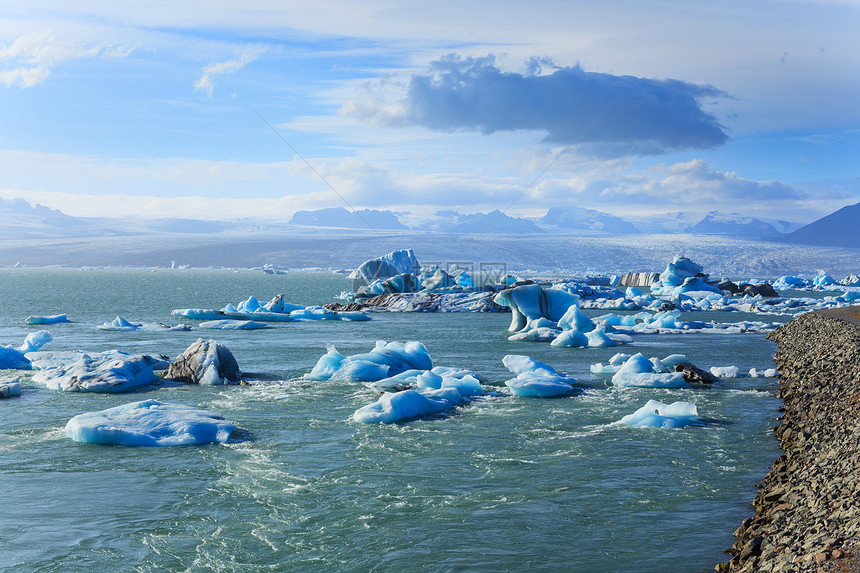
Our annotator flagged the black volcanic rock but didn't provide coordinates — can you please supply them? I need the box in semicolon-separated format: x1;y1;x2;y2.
778;202;860;248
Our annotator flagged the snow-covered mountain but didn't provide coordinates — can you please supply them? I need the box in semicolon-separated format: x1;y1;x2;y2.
687;212;780;236
427;209;543;234
779;202;860;248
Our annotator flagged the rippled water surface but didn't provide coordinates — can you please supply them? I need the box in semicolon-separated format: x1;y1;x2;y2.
0;268;782;572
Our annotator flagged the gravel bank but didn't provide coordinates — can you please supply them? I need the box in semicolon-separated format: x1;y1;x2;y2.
718;308;860;572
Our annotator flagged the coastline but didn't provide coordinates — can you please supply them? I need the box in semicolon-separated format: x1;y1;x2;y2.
719;307;860;572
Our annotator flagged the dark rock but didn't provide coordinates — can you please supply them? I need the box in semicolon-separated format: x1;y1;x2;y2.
675;362;717;384
165;338;241;385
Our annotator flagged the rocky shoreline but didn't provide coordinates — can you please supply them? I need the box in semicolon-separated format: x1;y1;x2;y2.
719;307;860;572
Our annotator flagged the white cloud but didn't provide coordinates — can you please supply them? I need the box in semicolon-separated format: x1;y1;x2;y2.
194;49;264;96
0;30;132;88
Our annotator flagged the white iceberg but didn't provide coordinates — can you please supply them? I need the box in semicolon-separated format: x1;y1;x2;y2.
24;314;69;325
306;341;434;382
610;353;688;388
710;366;740;378
65;399;237;446
618;399;702;428
32;350;169;392
502;355;576;397
98;316;142;331
748;367;779;378
0;378;21;399
18;330;53;353
353;388;466;423
199;319;270;330
550;329;589;348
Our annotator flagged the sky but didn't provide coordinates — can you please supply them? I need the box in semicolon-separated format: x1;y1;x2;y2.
1;0;859;224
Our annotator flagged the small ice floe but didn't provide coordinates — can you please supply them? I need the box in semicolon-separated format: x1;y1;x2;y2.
0;331;53;370
98;316;142;331
307;341;433;382
353;388;466;424
749;367;779;378
502;355;576;397
32;350;169;392
198;319;270;330
24;314;69;325
609;353;689;388
0;377;21;399
65;399;237;446
165;338;241;385
618;399;702;429
710;366;740;378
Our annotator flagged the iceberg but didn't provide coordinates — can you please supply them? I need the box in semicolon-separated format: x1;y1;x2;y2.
199;319;270;330
0;378;21;399
748;367;779;378
165;339;241;385
550;329;589;348
494;284;580;332
24;314;69;325
812;273;837;288
353;388;465;424
368;367;484;397
32;350;169;392
97;316;142;331
618;399;702;428
710;366;740;378
306;341;434;382
348;249;421;280
65;399;237;446
649;255;721;297
502;355;576;397
610;353;688;388
0;331;53;370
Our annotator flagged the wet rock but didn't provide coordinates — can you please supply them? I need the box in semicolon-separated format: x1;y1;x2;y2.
165;338;241;385
674;362;717;384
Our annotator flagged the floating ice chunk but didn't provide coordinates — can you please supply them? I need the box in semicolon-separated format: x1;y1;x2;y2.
1;331;54;369
18;330;52;353
353;388;464;423
65;399;237;446
502;355;576;397
199;319;270;330
165;339;241;385
772;276;810;290
507;327;561;342
660;354;688;369
841;291;860;302
586;327;618;347
495;284;580;332
618;399;701;428
650;255;721;297
306;341;433;381
24;314;69;325
610;353;689;388
32;351;169;392
289;307;370;321
0;378;21;398
748;367;779;378
98;316;142;331
813;273;837;287
710;366;740;378
557;304;595;332
550;329;589;347
349;249;421;280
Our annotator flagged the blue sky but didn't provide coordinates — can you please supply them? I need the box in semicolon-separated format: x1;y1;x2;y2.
1;0;858;223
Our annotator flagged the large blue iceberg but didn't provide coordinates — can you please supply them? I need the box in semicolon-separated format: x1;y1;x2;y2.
649;255;721;297
0;331;53;369
348;249;421;280
65;399;237;446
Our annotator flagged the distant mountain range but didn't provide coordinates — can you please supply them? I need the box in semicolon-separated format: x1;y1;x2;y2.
0;195;826;241
777;202;860;248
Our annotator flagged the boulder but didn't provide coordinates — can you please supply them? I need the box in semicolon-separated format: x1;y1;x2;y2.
674;362;717;384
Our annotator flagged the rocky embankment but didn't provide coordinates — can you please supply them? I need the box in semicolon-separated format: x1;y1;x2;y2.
719;308;860;572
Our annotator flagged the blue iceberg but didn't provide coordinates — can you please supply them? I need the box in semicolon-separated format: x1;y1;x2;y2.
98;316;142;331
353;388;466;423
0;330;53;370
24;314;69;325
32;350;169;392
65;399;237;446
502;355;576;397
307;341;434;382
618;399;702;428
199;319;270;330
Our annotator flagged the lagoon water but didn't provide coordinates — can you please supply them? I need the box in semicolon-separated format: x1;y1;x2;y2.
0;268;783;572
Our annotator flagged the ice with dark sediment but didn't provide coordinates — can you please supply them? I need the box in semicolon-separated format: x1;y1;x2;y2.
32;350;169;392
